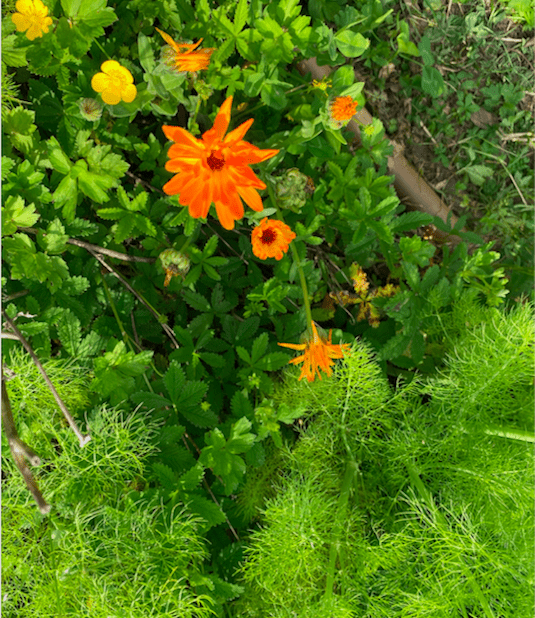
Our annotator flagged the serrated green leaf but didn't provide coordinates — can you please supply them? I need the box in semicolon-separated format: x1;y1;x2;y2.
231;391;254;418
130;391;172;410
199;352;226;368
152;462;177;490
182;289;211;312
57;309;81;356
236;346;252;364
228;417;255;454
234;0;248;32
2;196;39;235
256;352;292;371
184;494;226;530
164;361;186;407
251;332;269;364
391;211;434;233
114;216;136;244
48;137;72;175
179;462;205;491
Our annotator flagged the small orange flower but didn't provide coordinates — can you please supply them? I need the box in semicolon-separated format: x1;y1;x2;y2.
251;218;296;261
156;28;215;72
91;61;137;105
278;322;351;382
162;96;279;230
330;95;358;122
11;0;52;40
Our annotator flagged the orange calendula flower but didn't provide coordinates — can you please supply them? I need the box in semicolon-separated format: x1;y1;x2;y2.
156;28;215;72
251;218;296;261
278;322;351;382
162;96;279;230
330;95;358;122
11;0;53;40
91;61;137;106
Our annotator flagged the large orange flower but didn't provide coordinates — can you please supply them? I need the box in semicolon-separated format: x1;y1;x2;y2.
278;322;351;382
156;28;215;72
162;97;279;230
251;218;296;261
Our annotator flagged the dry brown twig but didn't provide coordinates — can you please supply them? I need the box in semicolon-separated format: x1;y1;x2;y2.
2;309;91;448
2;372;51;514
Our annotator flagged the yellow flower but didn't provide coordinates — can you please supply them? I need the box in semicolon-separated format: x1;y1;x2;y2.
251;218;296;261
156;28;215;72
11;0;53;41
278;322;351;382
162;96;279;230
330;95;358;122
91;61;137;106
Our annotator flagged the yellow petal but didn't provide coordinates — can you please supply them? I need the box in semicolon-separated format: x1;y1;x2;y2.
121;83;137;103
11;13;30;31
91;73;109;93
15;0;33;13
101;88;121;105
100;60;122;74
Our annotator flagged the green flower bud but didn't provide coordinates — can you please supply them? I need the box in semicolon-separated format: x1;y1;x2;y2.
275;168;311;212
158;248;190;286
78;98;103;122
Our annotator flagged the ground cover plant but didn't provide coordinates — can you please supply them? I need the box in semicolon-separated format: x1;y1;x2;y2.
2;0;533;616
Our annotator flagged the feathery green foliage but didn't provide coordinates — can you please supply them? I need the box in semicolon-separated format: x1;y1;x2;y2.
235;298;534;617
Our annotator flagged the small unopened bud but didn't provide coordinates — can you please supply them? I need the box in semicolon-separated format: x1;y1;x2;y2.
159;248;190;286
78;98;103;122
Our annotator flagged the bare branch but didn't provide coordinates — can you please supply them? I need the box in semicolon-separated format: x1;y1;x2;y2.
2;372;51;514
2;310;91;448
89;250;180;350
19;227;155;263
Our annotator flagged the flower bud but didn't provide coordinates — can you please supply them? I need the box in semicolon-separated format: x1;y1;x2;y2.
158;248;190;286
275;168;310;212
78;98;103;122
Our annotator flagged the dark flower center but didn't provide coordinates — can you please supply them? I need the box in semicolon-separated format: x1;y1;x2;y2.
260;229;277;245
207;151;225;171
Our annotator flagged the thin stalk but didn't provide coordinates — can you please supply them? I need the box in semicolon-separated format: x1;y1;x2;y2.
264;175;313;330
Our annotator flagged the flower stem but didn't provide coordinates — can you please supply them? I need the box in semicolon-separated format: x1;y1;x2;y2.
93;39;110;60
264;175;313;331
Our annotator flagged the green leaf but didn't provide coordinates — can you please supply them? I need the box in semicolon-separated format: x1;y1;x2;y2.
256;352;292;371
138;33;155;72
78;168;114;203
391;211;434;233
184;494;226;530
2;196;40;235
2;34;27;67
228;417;255;454
39;219;68;254
152;462;177;490
48;137;72;175
182;290;211;312
236;346;252;364
130;391;172;410
56;309;81;356
251;332;269;364
335;30;369;57
332;65;354;90
421;66;445;98
164;362;185;407
234;0;248;32
231;391;254;418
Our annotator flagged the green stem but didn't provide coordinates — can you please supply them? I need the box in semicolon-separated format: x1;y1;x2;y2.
323;460;357;604
101;275;131;348
93;39;110;60
264;175;313;331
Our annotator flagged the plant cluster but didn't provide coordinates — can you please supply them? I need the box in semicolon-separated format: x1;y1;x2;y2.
2;0;532;615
